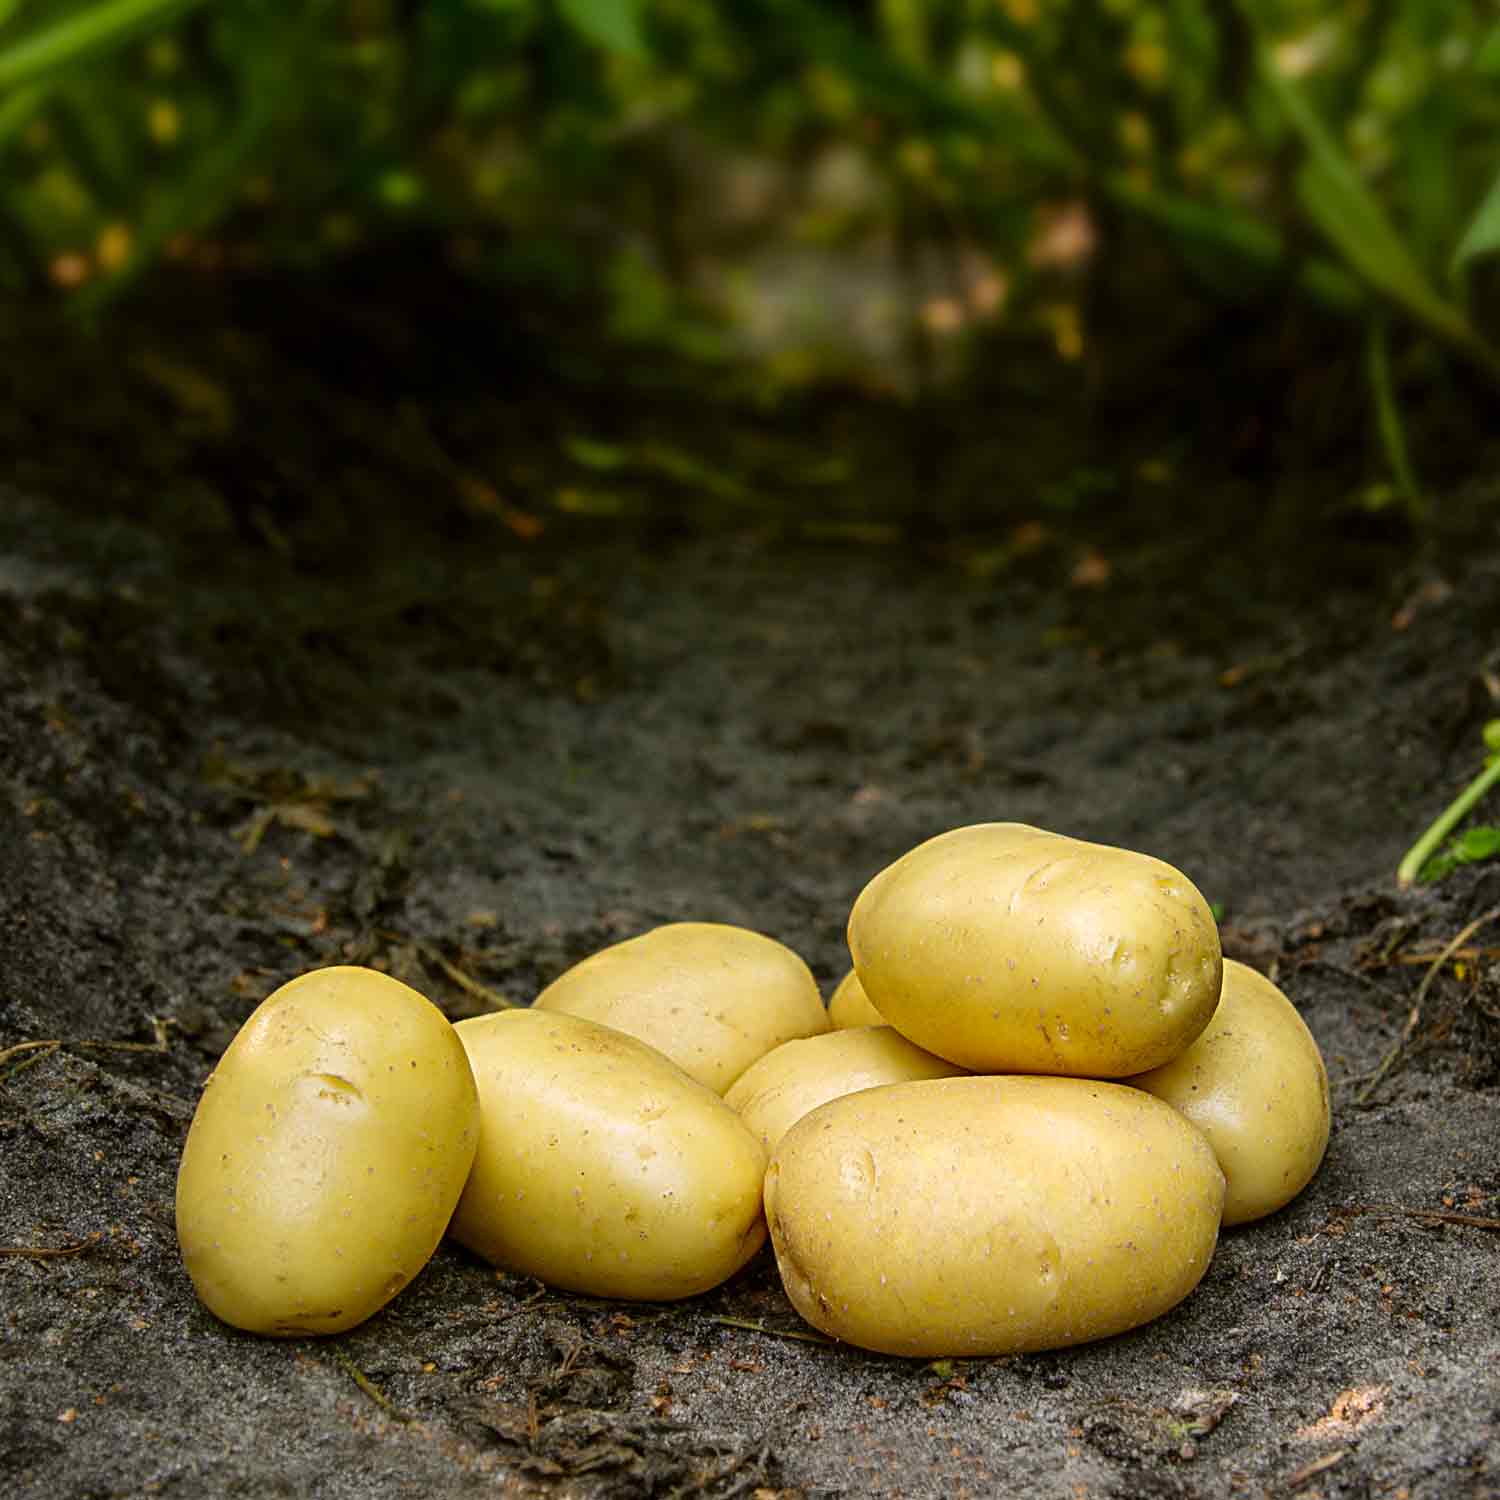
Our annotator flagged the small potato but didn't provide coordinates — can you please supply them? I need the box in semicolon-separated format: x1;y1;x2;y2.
532;922;828;1093
765;1076;1225;1357
450;1008;767;1300
827;969;885;1029
175;966;480;1336
725;1026;966;1154
848;823;1222;1076
1128;959;1330;1225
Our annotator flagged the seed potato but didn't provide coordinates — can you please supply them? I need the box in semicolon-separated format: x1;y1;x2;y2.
848;822;1222;1075
531;921;828;1093
175;966;480;1337
827;969;885;1029
1128;958;1330;1225
764;1075;1225;1357
724;1025;967;1154
449;1008;768;1300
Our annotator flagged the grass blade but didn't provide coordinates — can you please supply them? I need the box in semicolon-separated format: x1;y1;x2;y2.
1452;165;1500;278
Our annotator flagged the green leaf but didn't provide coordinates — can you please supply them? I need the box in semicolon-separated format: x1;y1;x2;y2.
71;12;315;315
1452;167;1500;277
1291;136;1460;338
554;0;646;58
565;436;630;470
766;0;1074;170
1419;825;1500;884
1102;169;1361;312
1476;23;1500;76
0;0;208;92
1244;23;1497;372
1453;827;1500;861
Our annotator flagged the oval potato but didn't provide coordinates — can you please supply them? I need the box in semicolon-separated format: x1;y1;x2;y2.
848;823;1222;1075
765;1075;1225;1357
724;1025;967;1154
532;921;828;1093
1129;959;1330;1225
450;1008;767;1300
827;969;885;1029
175;966;480;1336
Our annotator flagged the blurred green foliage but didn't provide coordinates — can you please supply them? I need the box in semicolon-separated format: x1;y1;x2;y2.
4;0;1500;496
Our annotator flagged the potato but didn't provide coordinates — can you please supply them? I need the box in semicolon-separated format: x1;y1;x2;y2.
175;966;480;1336
764;1075;1225;1357
827;969;885;1029
531;921;828;1093
449;1008;768;1300
1128;959;1329;1225
848;823;1222;1076
724;1025;966;1154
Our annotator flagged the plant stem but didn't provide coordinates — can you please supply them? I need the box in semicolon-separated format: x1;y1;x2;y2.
1397;756;1500;887
1366;315;1423;517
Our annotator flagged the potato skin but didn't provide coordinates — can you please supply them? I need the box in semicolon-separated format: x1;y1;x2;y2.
449;1008;768;1300
827;969;886;1029
531;921;828;1093
724;1026;966;1154
848;823;1222;1075
764;1076;1225;1357
1128;959;1330;1225
175;966;480;1336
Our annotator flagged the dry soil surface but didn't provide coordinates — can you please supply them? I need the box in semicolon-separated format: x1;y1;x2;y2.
3;402;1500;1499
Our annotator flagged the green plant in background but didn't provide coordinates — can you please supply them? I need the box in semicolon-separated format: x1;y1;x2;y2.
750;0;1500;500
1398;720;1500;887
3;0;1500;501
0;0;657;300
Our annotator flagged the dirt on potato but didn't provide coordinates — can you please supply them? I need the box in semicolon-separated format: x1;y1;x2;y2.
2;274;1500;1500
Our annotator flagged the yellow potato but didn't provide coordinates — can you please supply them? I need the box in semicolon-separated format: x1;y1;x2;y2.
724;1025;966;1154
531;921;828;1093
827;969;885;1029
175;966;479;1336
1128;959;1330;1225
848;823;1222;1075
449;1008;767;1300
764;1075;1225;1357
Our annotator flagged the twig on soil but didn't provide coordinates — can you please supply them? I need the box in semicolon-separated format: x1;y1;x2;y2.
0;1040;62;1081
1353;906;1500;1105
1338;1203;1500;1231
329;1347;411;1423
374;929;515;1011
0;1018;174;1083
415;941;516;1011
496;1287;549;1322
0;1233;100;1259
707;1315;834;1346
1384;945;1500;966
1285;1448;1348;1491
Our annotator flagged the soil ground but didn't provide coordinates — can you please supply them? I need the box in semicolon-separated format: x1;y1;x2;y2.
2;274;1500;1499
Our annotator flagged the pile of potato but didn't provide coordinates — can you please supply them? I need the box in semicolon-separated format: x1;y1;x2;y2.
175;822;1329;1356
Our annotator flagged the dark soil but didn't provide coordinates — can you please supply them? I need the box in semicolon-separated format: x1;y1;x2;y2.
3;272;1500;1500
